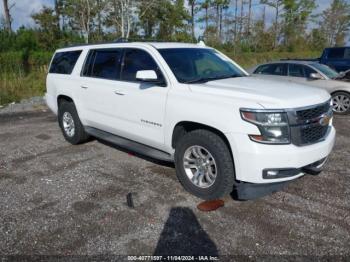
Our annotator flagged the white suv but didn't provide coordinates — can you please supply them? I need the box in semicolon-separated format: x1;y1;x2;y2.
45;41;336;200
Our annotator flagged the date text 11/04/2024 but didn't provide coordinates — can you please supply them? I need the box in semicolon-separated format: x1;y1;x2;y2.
127;256;219;261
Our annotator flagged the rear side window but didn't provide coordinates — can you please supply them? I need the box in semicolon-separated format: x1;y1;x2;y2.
327;48;345;59
49;50;82;74
82;49;122;80
254;64;287;76
121;49;163;82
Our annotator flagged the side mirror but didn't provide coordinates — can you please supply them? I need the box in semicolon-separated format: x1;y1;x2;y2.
136;70;158;82
309;73;323;80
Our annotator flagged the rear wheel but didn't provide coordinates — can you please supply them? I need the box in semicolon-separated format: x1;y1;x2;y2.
58;101;90;144
174;129;235;200
332;91;350;115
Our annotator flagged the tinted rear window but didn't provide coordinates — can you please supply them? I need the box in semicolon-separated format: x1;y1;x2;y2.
93;50;122;80
82;49;123;80
327;48;345;59
49;50;82;74
254;64;287;76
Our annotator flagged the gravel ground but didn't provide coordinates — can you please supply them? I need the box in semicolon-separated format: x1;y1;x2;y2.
0;102;349;259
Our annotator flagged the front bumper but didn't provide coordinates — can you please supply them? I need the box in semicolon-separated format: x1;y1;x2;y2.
232;158;328;200
227;126;336;184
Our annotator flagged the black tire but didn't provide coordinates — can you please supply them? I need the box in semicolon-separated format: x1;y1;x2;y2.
58;101;90;144
174;129;235;200
332;91;350;115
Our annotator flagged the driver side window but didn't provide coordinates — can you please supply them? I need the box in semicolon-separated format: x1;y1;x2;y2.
121;48;164;82
288;64;316;78
288;64;305;77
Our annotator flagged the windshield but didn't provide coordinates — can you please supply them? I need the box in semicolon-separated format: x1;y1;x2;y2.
312;63;339;79
158;48;246;83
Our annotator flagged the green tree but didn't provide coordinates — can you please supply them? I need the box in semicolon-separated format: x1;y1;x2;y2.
63;0;99;43
281;0;316;50
32;6;60;49
250;15;274;52
15;27;39;52
307;28;327;51
189;0;198;39
137;0;160;38
157;0;190;40
319;0;350;46
199;0;211;38
260;0;283;48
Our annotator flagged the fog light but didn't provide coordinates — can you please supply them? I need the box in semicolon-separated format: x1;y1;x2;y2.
263;168;301;179
266;170;278;177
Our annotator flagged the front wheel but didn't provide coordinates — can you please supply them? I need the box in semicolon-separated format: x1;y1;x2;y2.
174;129;235;200
332;91;350;115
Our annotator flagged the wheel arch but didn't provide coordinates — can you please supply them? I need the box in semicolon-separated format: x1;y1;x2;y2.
331;90;350;96
57;95;74;106
171;121;234;161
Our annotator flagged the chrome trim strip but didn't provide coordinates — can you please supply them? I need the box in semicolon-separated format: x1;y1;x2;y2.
240;99;331;113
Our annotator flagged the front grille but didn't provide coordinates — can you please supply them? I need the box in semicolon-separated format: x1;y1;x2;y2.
300;124;329;145
296;102;330;121
289;100;332;146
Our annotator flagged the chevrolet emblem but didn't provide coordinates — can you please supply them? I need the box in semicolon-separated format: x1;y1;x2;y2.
319;114;331;126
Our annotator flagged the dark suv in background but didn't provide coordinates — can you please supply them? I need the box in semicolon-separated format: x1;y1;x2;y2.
319;47;350;72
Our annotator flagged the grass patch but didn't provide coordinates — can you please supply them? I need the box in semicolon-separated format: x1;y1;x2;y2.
0;69;46;105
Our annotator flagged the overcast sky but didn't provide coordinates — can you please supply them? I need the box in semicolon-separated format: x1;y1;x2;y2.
0;0;335;32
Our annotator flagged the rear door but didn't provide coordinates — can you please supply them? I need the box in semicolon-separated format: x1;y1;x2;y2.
79;48;124;132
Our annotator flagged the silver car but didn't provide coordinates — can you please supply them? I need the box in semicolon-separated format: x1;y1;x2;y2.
249;60;350;114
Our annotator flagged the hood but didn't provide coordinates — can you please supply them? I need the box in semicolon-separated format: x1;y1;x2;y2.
188;76;330;109
327;79;350;90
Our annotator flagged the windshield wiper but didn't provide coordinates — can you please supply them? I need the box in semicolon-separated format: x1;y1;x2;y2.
184;74;240;84
184;76;216;84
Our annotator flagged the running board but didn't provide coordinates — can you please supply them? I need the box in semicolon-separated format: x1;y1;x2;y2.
85;127;174;162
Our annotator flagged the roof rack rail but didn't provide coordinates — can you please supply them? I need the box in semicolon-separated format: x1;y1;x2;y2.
114;37;196;43
280;58;319;62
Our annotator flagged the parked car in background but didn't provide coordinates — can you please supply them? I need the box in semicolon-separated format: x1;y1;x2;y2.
335;69;350;82
282;47;350;72
249;60;350;115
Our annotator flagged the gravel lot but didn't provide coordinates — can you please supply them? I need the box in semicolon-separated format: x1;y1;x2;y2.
0;102;349;259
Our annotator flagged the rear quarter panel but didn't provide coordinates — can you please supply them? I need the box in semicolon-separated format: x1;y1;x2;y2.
46;48;89;123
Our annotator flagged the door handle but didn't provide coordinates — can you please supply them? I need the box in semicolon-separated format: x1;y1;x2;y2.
81;85;88;89
114;90;125;96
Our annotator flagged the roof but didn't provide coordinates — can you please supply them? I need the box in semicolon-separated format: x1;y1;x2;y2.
56;41;209;52
324;46;350;49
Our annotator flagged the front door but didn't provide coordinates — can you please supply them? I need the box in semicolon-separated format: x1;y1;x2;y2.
111;48;169;150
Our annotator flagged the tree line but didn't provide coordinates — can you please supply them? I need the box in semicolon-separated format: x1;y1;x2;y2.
1;0;350;54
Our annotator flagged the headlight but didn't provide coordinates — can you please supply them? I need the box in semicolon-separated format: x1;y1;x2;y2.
240;109;290;144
